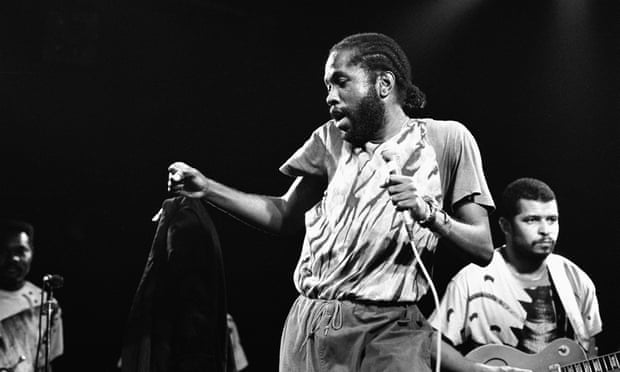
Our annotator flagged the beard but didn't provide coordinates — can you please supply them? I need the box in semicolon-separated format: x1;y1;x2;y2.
342;88;385;147
513;236;556;262
0;262;29;290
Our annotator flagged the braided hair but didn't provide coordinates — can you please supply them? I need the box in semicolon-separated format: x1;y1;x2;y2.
330;33;426;116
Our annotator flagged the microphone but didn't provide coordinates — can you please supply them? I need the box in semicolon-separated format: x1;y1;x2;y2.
381;149;415;229
43;274;64;289
381;149;401;178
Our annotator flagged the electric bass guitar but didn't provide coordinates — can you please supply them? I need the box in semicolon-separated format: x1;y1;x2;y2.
466;338;620;372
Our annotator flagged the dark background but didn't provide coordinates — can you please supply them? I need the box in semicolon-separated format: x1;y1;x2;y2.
1;0;618;370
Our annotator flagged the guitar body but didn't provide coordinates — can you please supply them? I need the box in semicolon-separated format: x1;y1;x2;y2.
466;338;587;372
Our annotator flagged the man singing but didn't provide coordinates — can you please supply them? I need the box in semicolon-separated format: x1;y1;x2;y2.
168;33;515;372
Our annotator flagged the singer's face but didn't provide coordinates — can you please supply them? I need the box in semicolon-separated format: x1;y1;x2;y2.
505;199;559;261
324;50;385;146
0;232;33;290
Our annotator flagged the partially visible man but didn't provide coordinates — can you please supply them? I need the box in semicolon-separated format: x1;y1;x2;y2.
0;220;64;372
430;178;602;360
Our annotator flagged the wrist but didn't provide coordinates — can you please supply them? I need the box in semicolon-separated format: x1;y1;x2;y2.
200;177;215;198
417;196;437;227
417;197;451;235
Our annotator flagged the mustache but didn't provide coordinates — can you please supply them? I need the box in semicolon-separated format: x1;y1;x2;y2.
533;238;555;245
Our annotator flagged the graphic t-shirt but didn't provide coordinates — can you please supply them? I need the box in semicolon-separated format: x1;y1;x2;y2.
510;268;563;353
429;249;602;354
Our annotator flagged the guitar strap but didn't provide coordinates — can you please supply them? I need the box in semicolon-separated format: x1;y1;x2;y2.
546;254;589;350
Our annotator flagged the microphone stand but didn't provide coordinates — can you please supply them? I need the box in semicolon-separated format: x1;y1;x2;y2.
39;274;63;372
43;284;54;372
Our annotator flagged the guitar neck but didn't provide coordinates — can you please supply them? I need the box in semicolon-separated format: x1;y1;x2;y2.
562;351;620;372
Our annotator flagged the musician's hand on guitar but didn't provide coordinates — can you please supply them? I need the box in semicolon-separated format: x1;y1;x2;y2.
473;363;532;372
168;162;209;198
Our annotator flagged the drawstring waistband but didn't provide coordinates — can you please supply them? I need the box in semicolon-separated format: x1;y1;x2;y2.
303;300;343;349
310;300;343;336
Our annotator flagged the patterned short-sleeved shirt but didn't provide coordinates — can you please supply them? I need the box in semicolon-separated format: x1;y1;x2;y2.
280;119;442;302
429;249;602;354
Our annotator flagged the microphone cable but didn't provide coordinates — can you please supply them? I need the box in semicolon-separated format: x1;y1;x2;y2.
383;149;442;372
402;215;442;372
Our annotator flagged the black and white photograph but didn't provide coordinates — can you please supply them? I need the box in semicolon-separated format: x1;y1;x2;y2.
1;0;618;371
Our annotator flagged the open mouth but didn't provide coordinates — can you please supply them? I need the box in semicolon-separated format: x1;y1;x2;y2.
330;108;346;121
330;110;351;131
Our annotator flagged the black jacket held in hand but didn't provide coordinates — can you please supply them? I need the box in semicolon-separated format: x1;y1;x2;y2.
121;196;232;372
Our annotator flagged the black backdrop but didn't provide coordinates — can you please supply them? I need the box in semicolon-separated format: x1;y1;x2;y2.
1;0;618;370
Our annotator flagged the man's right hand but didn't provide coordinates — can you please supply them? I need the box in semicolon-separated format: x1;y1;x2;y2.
474;363;533;372
167;162;209;198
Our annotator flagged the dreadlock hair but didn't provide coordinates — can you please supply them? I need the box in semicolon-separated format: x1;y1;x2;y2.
500;178;556;219
0;219;35;248
330;32;426;116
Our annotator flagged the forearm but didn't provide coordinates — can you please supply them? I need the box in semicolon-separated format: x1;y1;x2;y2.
431;214;493;264
202;178;293;234
168;162;318;234
386;175;492;263
426;201;493;265
430;334;481;372
201;175;324;235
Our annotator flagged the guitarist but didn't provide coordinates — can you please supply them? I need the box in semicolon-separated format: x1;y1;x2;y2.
429;178;602;358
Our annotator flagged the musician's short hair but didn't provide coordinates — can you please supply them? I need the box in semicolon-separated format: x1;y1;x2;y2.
500;178;556;218
0;219;35;248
